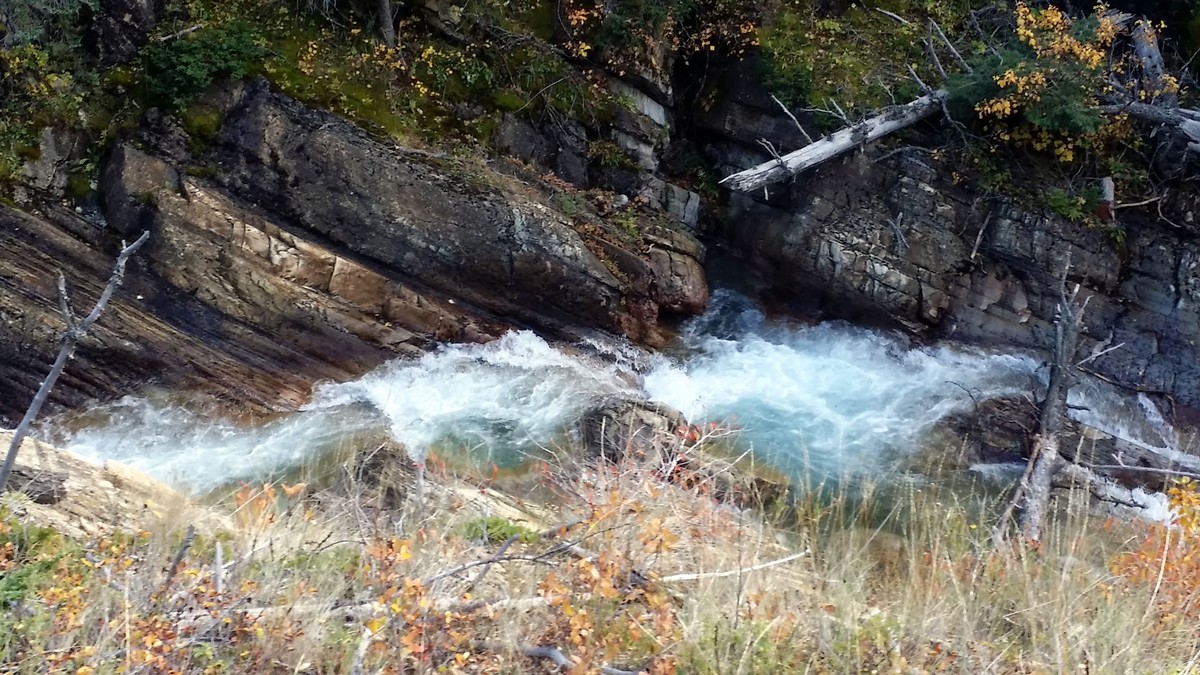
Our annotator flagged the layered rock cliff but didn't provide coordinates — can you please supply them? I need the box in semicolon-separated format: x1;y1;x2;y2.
0;78;708;424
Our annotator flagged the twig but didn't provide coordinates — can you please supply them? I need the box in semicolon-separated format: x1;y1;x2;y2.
477;642;644;675
160;524;197;596
1075;342;1126;367
425;520;585;587
971;211;992;261
886;212;907;255
1114;195;1164;209
464;534;522;591
875;8;911;25
158;24;204;42
930;19;972;73
925;36;949;80
906;64;932;95
213;541;224;596
757;139;789;173
515;76;568;114
1083;464;1200;481
0;231;151;494
349;627;374;675
659;549;810;583
769;94;813;144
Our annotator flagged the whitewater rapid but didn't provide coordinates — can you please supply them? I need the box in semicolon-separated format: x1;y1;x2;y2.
36;290;1166;494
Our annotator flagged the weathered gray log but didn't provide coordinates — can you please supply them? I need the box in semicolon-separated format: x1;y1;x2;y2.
1131;20;1176;108
720;90;948;192
1018;280;1087;542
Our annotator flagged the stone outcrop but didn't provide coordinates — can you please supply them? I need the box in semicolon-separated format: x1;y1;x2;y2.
1;431;224;539
1;79;707;422
0;202;407;424
84;0;166;65
579;398;789;508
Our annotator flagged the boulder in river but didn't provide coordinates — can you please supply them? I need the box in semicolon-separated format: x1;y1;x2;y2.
579;397;790;509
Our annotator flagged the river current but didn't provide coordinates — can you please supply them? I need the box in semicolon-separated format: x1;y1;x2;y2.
37;290;1175;504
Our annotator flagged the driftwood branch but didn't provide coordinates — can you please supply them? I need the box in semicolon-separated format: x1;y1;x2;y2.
659;549;810;583
0;231;151;495
720;90;947;192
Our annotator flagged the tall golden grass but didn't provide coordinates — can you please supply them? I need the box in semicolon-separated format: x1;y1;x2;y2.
2;434;1198;674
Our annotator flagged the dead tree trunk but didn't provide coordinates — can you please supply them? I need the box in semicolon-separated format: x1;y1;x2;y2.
997;270;1087;543
719;90;947;193
377;0;396;48
0;231;150;495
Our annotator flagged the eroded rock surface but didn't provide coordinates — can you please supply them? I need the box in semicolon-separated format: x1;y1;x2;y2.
0;431;224;539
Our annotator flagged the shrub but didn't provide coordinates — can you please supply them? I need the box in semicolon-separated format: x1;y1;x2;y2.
948;3;1144;162
759;0;969;114
560;0;758;69
141;22;268;109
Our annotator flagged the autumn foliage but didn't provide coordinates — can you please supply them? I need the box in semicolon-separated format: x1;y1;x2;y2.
1110;478;1200;631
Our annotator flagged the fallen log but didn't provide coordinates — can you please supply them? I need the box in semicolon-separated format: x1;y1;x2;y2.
719;90;948;193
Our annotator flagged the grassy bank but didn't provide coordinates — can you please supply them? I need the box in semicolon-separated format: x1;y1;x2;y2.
3;437;1200;674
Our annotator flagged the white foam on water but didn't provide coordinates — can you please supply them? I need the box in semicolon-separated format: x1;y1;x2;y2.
305;330;636;462
38;289;1191;514
642;291;1042;478
41;396;382;493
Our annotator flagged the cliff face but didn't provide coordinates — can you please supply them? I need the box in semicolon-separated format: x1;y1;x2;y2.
694;59;1200;415
5;0;1200;428
0;78;708;424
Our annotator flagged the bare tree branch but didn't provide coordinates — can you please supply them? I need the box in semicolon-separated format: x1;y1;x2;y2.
0;231;151;495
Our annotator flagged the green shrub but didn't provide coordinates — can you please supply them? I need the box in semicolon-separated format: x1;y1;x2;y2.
460;516;537;544
759;0;968;114
141;22;269;109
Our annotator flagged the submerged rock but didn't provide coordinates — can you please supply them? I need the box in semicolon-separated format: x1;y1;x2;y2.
579;397;789;509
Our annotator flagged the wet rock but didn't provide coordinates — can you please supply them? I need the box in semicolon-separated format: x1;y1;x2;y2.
580;397;688;464
938;396;1179;493
708;124;1200;409
579;398;789;509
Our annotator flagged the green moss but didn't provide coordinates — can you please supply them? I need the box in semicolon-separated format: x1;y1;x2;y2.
65;170;92;200
185;164;221;180
492;89;528;112
461;516;538;544
181;103;222;141
519;0;559;41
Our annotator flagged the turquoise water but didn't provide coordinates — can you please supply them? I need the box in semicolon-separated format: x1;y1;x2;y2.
41;291;1164;497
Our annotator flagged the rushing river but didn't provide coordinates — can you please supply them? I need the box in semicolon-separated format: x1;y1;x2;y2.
36;290;1176;498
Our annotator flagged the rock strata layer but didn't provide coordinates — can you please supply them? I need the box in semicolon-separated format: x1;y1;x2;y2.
0;80;707;422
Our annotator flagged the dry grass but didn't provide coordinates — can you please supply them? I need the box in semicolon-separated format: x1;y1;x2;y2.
2;436;1200;674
